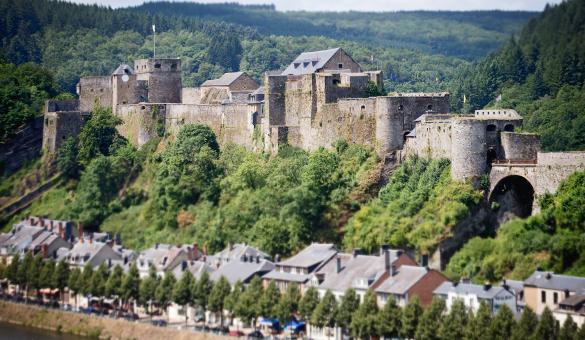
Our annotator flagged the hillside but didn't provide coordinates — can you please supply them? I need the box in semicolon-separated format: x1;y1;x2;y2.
450;0;585;151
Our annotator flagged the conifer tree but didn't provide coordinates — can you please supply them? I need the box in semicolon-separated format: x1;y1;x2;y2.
379;295;403;339
155;272;176;321
465;300;493;340
261;280;282;319
236;276;263;328
311;290;338;338
192;270;213;324
299;286;319;321
121;263;140;312
350;289;379;339
535;307;559;340
79;262;94;297
67;267;81;306
491;304;516;340
173;270;194;325
225;280;244;326
559;315;578;340
17;252;33;297
416;297;444;340
6;253;20;291
439;298;468;339
105;265;124;312
335;288;359;334
29;254;44;297
400;296;423;339
511;307;538;340
208;276;231;327
275;282;300;324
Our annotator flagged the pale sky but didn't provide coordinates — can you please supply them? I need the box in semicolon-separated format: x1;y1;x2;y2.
69;0;563;12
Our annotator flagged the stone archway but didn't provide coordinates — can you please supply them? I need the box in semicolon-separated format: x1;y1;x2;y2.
489;175;535;223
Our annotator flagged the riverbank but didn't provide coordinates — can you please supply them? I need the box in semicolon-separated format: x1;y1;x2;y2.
0;301;223;340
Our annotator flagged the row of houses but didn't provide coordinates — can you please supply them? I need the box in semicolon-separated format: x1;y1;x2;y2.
1;216;584;332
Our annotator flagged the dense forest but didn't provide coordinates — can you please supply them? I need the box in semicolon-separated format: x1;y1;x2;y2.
451;0;585;151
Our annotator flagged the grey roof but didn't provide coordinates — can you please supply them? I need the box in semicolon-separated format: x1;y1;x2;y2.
375;265;428;295
112;64;133;76
433;282;513;300
211;259;274;285
406;128;416;138
262;270;311;283
251;86;264;95
201;72;245;87
172;260;214;280
67;241;121;264
0;226;44;251
524;271;585;292
559;294;585;307
213;243;270;264
317;251;404;293
277;243;337;269
504;279;524;294
282;48;340;76
138;244;189;271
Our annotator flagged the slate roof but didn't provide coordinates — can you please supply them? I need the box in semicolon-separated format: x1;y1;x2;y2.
201;72;245;87
112;64;133;76
211;259;274;285
67;241;120;264
282;48;340;76
375;265;428;295
262;271;312;283
277;243;337;269
172;260;214;280
251;86;264;96
433;282;513;300
524;271;585;292
317;251;404;293
559;294;585;307
0;226;44;250
213;243;270;263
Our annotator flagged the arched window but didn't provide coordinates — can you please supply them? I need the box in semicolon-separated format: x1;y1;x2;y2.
504;124;514;132
427;104;433;110
486;124;497;132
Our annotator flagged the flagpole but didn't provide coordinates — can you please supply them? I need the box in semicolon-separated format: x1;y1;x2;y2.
153;24;156;59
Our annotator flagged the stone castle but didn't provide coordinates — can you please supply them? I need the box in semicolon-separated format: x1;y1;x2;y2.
43;48;585;215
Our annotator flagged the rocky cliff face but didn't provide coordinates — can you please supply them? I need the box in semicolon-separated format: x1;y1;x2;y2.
0;117;44;175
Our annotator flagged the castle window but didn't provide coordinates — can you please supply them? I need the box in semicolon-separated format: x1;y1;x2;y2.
504;124;514;132
100;88;103;92
398;105;404;111
141;106;146;110
361;105;366;110
154;63;161;69
427;104;433;110
338;63;343;69
487;124;497;132
171;63;177;71
333;79;341;85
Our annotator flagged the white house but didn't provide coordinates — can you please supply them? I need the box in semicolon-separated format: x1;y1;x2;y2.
433;282;517;315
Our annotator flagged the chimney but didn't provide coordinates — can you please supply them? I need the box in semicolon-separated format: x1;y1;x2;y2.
352;248;361;258
256;255;260;264
49;220;54;231
545;272;552;280
483;282;492;291
29;216;35;226
396;249;403;257
502;279;509;291
155;243;159;249
421;253;429;267
58;223;64;239
228;242;233;251
187;246;193;261
41;244;49;258
77;223;83;241
390;264;396;277
336;256;342;273
193;243;199;258
384;249;391;272
89;233;93;244
40;218;45;228
124;256;128;265
203;244;207;256
115;233;121;245
379;244;389;256
461;277;470;284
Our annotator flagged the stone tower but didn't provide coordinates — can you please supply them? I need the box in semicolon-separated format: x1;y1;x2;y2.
133;58;182;103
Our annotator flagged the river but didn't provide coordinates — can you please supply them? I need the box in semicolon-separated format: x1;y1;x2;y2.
0;321;86;340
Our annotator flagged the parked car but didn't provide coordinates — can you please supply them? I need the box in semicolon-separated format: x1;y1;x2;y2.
150;319;167;327
229;329;245;337
247;330;265;339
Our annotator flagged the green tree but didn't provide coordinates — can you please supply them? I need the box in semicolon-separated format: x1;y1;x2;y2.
466;300;493;340
335;288;359;334
53;259;70;304
57;136;80;178
67;267;81;306
6;254;20;290
79;263;94;297
105;265;124;312
208;276;231;327
559;315;578;340
299;286;319;321
236;276;263;328
311;290;338;339
77;105;124;164
511;307;538;340
17;252;33;296
173;270;195;325
155;272;176;321
192;270;214;324
535;307;559;340
139;265;159;317
225;280;244;326
439;298;468;339
260;280;282;319
275;282;300;324
400;296;423;339
350;289;379;339
29;254;44;297
491;304;516;340
39;258;56;289
121;263;140;311
415;297;444;340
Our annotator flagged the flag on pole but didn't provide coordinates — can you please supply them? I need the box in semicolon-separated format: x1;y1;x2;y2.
152;25;156;33
463;94;467;104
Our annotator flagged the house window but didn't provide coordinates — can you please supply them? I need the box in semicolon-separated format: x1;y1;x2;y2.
554;292;558;304
541;291;546;303
338;63;343;69
171;63;177;71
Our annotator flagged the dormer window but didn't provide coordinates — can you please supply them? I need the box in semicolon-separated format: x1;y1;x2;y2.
294;63;300;68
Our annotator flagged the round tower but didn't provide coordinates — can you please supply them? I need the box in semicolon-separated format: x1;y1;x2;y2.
451;118;487;181
375;97;403;156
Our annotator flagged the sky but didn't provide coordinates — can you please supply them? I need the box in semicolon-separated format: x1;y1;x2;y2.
69;0;563;12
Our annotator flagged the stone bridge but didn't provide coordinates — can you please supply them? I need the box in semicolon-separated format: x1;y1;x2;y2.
488;152;585;215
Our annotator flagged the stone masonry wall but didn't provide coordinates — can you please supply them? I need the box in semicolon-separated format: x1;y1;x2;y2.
500;132;540;160
78;76;112;112
535;152;585;195
116;104;166;147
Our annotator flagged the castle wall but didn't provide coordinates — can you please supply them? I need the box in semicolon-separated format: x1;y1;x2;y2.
285;74;316;127
112;75;148;113
134;59;182;104
78;77;112;113
403;115;453;159
42;111;88;153
116;104;166;147
389;94;451;133
500;132;540;160
182;88;201;104
535;152;585;195
321;49;361;73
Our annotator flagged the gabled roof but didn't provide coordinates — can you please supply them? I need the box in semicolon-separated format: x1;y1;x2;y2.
172;260;214;280
201;72;246;87
211;258;274;285
375;265;429;295
277;243;337;269
213;243;270;263
524;271;585;292
433;282;513;299
281;48;341;76
112;64;133;76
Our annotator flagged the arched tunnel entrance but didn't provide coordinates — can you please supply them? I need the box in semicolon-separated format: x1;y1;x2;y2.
489;175;535;223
